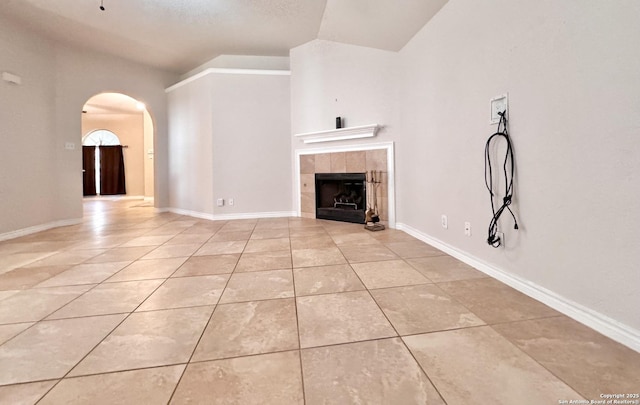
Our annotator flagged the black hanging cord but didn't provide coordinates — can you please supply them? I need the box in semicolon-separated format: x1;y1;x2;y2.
485;111;518;247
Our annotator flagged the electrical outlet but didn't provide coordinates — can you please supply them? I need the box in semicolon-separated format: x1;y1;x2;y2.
441;215;448;229
216;198;224;207
490;93;508;124
464;222;471;236
64;142;76;150
229;198;234;206
497;231;505;247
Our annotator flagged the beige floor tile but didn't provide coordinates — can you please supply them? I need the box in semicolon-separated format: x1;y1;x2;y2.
140;243;202;260
71;236;131;250
182;222;225;234
438;278;560;324
350;260;430;289
0;290;19;301
0;314;125;385
254;218;290;230
385;241;444;258
171;254;239;277
119;234;174;247
330;232;380;246
47;279;163;319
407;255;488;282
0;252;59;274
235;250;292;272
106;257;187;282
0;285;94;324
290;235;335;249
219;221;257;232
22;249;107;268
171;351;304;405
69;306;213;376
0;380;58;405
291;247;347;268
0;265;71;290
35;262;131;288
137;275;229;311
194;240;247;256
0;322;34;345
84;246;155;263
293;264;365;296
208;230;252;242
403;326;583;404
338;244;399;263
193;298;299;361
288;227;327;238
219;270;294;303
301;338;445;405
369;229;418;243
371;284;485;335
244;238;290;253
493;317;640;399
250;228;290;239
39;365;185;405
297;291;396;348
166;233;212;245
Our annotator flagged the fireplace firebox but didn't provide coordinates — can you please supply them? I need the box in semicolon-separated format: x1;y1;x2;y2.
315;173;366;224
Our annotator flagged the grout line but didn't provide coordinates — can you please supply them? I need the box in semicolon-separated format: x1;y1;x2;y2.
166;240;239;404
289;236;307;405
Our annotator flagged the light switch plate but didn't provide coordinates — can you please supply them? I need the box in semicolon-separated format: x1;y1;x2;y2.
64;142;76;150
490;94;508;124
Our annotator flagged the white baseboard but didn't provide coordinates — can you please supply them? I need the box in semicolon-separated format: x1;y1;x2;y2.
396;222;640;353
0;218;83;242
164;208;296;222
212;211;297;221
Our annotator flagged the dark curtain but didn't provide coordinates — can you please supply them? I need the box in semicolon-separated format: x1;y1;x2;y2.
82;146;96;196
99;145;126;195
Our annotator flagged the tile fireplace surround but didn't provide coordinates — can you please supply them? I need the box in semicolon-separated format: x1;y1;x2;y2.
299;149;388;224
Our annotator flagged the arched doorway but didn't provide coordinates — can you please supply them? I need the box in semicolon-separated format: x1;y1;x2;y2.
81;93;155;200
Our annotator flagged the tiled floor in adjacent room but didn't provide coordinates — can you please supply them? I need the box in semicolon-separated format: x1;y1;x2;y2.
0;199;638;404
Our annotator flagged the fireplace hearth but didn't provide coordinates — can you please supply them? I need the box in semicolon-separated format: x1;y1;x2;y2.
315;173;366;224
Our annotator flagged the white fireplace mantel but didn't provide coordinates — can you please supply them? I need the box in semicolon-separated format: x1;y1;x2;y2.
294;124;381;144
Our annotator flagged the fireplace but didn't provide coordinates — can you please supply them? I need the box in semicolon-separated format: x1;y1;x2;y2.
315;173;366;224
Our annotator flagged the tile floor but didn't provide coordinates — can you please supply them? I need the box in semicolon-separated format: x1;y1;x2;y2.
0;199;638;404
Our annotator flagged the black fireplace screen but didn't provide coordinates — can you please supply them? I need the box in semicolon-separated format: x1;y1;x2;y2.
315;173;366;224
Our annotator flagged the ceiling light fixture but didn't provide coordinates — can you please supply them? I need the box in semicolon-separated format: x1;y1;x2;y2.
136;102;145;111
99;0;105;11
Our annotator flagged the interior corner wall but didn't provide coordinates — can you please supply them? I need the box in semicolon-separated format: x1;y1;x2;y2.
210;73;292;216
290;39;399;146
167;71;292;218
81;113;146;196
167;75;214;215
397;0;640;333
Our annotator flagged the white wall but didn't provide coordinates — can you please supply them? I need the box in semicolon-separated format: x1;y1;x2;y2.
397;0;640;335
0;16;57;234
167;70;292;218
210;72;292;216
167;75;214;215
290;39;399;144
287;2;640;347
0;14;177;236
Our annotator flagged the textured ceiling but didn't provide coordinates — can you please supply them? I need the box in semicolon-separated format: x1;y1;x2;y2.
0;0;447;75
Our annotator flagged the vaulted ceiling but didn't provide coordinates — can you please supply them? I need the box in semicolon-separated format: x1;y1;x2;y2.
1;0;448;74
